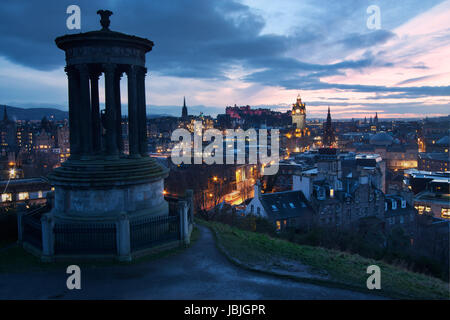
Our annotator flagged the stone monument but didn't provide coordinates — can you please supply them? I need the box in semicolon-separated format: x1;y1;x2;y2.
37;10;172;261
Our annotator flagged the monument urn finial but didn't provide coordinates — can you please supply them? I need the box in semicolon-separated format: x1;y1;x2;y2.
97;9;113;31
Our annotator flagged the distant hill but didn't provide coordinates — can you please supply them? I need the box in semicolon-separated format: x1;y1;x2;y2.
0;105;68;121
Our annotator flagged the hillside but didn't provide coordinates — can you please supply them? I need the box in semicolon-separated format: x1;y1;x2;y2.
0;105;68;121
198;219;450;300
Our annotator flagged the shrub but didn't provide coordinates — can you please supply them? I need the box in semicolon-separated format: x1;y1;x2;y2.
0;207;17;242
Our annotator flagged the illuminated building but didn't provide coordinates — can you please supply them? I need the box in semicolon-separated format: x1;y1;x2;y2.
284;95;311;154
0;106;17;156
0;177;51;207
404;169;450;220
291;94;306;130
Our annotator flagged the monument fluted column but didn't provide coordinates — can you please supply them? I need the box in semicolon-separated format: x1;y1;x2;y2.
103;63;119;159
76;64;93;158
65;66;81;159
90;70;102;154
127;65;140;158
137;67;148;156
114;70;124;154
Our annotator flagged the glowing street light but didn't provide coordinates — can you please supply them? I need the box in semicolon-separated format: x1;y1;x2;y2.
9;168;16;179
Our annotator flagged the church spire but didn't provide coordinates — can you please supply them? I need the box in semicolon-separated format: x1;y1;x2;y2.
323;106;335;147
3;105;7;121
181;96;188;119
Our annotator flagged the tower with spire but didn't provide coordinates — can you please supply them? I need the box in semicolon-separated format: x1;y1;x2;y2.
181;96;188;119
3;105;8;122
0;105;17;155
322;106;335;147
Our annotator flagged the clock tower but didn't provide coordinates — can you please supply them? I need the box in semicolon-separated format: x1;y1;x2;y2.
292;94;306;130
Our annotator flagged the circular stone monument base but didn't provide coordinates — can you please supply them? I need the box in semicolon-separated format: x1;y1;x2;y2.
48;156;169;219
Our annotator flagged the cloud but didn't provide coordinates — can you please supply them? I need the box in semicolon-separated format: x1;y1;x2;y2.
0;0;448;119
338;30;396;50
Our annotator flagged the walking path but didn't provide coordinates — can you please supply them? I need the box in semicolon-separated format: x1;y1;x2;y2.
0;226;381;299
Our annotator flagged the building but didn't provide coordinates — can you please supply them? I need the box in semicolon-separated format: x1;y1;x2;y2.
244;182;314;231
292;149;387;228
344;131;418;190
322;107;335;147
418;152;448;172
0;106;17;157
291;94;306;130
420;118;449;153
56;124;70;163
384;194;416;233
403;169;450;220
283;95;311;154
0;177;52;207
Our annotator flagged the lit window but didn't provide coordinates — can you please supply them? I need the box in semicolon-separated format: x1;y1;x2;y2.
38;191;43;198
441;208;450;219
330;189;334;198
276;221;281;230
18;192;29;200
1;193;12;202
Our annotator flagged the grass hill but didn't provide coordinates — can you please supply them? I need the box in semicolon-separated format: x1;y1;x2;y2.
198;219;449;300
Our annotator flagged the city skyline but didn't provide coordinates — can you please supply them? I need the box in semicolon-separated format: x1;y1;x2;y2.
0;5;448;302
0;0;449;119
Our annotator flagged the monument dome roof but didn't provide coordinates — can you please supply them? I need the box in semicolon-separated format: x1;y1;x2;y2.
55;10;153;53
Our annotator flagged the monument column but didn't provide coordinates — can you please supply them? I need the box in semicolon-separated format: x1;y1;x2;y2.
127;65;140;158
114;70;124;154
137;66;148;156
103;63;119;158
65;66;81;158
76;64;93;158
90;70;102;154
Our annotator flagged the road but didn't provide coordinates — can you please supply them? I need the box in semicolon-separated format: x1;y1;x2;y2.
0;226;382;299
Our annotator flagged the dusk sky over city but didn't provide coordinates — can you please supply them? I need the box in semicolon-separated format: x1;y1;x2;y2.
0;0;449;304
0;0;449;118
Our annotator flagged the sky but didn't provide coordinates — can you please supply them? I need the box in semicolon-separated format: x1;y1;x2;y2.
0;0;449;119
